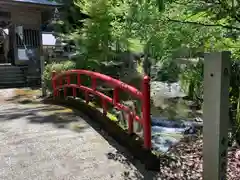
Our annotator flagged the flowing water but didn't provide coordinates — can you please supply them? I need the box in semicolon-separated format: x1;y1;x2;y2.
150;81;203;153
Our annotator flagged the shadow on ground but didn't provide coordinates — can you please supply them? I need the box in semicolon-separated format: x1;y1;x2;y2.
66;107;161;180
3;88;42;104
0;104;90;133
0;99;161;180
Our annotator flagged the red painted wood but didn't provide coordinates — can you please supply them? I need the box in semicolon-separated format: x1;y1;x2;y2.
77;74;81;86
142;76;151;149
92;77;97;90
73;87;76;98
53;70;142;99
52;70;151;150
66;74;71;85
113;88;119;105
52;71;57;97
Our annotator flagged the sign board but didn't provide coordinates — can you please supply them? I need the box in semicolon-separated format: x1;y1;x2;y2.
17;48;28;60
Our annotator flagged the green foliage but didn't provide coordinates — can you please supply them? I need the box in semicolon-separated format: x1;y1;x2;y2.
53;0;240;60
230;61;240;144
154;60;181;83
180;60;204;100
50;0;89;35
43;60;76;91
51;0;240;142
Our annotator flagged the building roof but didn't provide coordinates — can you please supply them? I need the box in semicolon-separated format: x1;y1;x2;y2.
13;0;59;6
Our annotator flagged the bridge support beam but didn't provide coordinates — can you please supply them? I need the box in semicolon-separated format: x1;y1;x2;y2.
142;75;151;149
203;51;230;180
40;56;46;97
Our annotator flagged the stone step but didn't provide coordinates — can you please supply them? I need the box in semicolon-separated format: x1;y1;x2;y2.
0;71;24;75
0;65;26;88
0;84;26;89
0;68;23;72
0;73;25;77
0;71;23;75
0;77;24;81
0;74;25;79
0;65;23;68
0;63;12;66
0;70;24;74
0;65;41;88
0;66;23;69
0;79;25;83
0;78;25;84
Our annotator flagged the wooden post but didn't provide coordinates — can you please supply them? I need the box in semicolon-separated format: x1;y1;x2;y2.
40;56;46;97
142;75;151;150
52;71;57;97
203;51;230;180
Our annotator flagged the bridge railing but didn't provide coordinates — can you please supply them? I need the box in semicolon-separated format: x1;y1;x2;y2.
51;70;151;150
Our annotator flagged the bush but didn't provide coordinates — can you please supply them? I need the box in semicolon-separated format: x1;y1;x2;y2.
43;60;76;91
154;60;181;83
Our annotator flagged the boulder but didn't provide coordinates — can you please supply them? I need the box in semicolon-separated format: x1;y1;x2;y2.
150;81;186;109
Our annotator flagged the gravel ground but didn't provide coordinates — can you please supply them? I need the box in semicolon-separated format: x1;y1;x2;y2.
0;89;157;180
1;89;239;180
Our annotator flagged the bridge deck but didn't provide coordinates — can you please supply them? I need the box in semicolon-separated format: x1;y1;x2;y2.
0;90;156;180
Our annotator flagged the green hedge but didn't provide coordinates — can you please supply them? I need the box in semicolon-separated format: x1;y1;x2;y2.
43;60;76;91
43;59;102;92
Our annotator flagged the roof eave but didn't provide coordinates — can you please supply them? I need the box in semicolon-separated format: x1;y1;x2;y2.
9;0;62;8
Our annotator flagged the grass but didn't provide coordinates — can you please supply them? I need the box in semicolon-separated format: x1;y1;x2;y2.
87;101;118;122
106;112;118;122
137;62;144;74
51;108;73;113
36;107;73;116
14;89;40;96
5;88;42;104
86;101;130;130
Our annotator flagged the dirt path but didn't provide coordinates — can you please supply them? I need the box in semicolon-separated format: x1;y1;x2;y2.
0;89;158;180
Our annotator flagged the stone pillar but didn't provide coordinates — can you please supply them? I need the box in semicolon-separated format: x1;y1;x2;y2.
40;56;46;97
203;51;230;180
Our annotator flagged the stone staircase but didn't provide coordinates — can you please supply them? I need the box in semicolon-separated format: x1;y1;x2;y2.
0;64;26;88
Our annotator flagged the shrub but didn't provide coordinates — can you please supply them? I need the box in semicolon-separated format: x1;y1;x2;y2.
43;60;76;91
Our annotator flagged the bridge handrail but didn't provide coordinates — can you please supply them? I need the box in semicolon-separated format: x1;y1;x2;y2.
51;69;151;150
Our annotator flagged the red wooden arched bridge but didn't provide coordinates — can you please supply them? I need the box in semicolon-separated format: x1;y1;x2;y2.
51;70;152;150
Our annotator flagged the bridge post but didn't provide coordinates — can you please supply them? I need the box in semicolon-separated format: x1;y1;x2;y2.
203;51;230;180
52;71;57;97
40;56;47;97
142;75;151;150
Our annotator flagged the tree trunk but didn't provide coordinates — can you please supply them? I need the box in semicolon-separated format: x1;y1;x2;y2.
143;54;151;76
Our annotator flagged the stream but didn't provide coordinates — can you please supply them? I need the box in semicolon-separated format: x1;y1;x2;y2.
151;117;202;152
149;81;203;153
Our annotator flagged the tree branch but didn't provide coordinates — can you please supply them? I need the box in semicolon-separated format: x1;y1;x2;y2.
167;18;240;31
218;0;240;24
234;15;240;24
